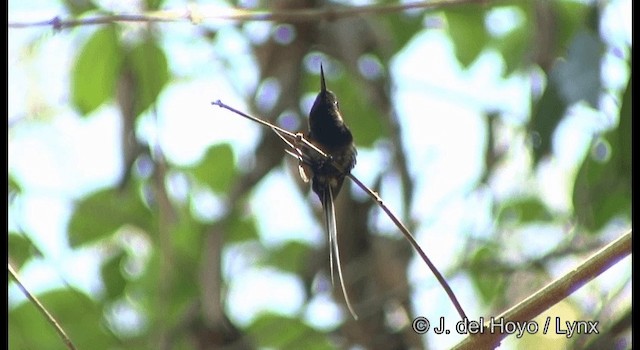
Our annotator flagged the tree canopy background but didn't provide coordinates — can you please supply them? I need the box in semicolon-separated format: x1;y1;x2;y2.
8;0;631;349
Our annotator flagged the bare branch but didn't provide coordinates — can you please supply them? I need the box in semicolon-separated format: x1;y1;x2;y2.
8;263;77;350
9;0;491;29
346;173;468;321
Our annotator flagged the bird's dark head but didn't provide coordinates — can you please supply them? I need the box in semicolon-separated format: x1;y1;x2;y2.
308;64;352;148
311;65;344;122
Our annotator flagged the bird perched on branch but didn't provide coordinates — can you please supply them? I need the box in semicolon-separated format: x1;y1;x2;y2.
301;64;358;319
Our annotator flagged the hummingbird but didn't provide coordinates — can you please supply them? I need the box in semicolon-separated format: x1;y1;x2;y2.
302;64;358;319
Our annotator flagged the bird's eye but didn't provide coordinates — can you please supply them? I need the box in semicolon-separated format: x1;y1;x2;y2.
335;101;340;109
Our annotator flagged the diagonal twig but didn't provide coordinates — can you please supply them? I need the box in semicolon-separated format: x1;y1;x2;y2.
211;99;468;321
8;263;77;350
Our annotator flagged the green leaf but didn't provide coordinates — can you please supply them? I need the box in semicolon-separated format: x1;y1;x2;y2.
382;12;424;55
552;0;590;57
145;0;164;10
172;206;207;259
100;250;128;301
125;38;169;117
247;312;334;350
572;79;631;232
264;241;310;274
468;245;505;304
189;143;236;193
8;233;42;270
335;72;386;147
168;254;200;317
71;26;123;115
618;70;631;174
490;3;533;76
9;289;115;349
226;212;259;243
67;187;154;247
8;174;22;196
497;197;553;225
493;23;530;76
131;249;199;332
63;0;97;16
573;155;630;232
444;5;489;67
529;77;566;165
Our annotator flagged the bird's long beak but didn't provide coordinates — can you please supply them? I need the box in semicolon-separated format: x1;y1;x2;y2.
320;64;327;92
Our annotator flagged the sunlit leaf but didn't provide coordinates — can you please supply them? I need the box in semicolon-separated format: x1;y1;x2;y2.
493;23;530;76
226;212;259;243
63;0;97;15
490;3;533;76
572;79;631;232
247;312;334;350
382;12;424;54
67;187;154;247
125;38;169;117
189;143;236;193
335;71;386;147
518;301;579;349
9;289;114;349
145;0;164;10
8;233;42;270
71;26;123;115
264;241;310;274
497;197;553;225
131;250;198;328
530;76;566;165
101;250;128;301
618;71;631;173
8;174;22;195
444;5;489;67
172;205;207;262
169;254;200;318
552;0;590;56
468;245;505;304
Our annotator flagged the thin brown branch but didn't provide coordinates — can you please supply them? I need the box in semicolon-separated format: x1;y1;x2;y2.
212;100;331;165
8;263;77;350
452;230;632;350
149;140;178;350
8;0;490;29
346;173;468;321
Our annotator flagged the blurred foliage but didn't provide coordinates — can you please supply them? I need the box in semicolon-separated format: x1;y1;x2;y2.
330;68;387;147
8;233;42;270
247;313;335;350
9;289;117;349
496;197;553;226
444;4;489;68
8;0;631;349
467;244;505;304
187;143;236;194
573;77;632;232
67;187;155;247
124;37;169;117
71;26;123;115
